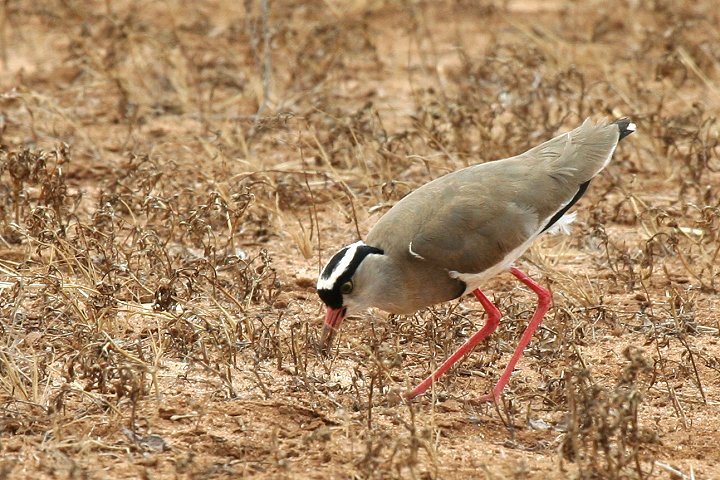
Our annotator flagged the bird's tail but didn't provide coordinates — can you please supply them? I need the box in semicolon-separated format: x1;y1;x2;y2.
613;118;637;141
535;117;635;183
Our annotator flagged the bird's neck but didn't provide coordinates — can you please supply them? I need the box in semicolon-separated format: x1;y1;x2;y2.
353;253;414;314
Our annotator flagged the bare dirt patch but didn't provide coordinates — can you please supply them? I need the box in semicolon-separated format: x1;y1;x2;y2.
1;1;719;478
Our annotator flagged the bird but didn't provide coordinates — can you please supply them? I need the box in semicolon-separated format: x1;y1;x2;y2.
316;118;635;402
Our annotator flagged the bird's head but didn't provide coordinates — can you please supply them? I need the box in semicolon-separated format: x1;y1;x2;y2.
316;240;384;351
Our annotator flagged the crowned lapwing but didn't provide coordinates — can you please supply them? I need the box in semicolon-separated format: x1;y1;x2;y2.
317;118;635;401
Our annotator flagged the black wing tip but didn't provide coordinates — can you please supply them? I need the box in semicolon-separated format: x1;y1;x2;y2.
613;117;636;141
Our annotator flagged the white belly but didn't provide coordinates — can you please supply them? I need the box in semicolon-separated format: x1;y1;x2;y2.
448;212;576;294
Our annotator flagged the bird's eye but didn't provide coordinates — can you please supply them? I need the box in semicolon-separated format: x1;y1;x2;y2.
340;281;353;294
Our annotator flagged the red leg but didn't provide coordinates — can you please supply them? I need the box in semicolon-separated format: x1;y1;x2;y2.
478;267;552;402
405;289;501;399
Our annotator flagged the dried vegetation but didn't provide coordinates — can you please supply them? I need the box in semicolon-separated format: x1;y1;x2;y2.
0;0;719;478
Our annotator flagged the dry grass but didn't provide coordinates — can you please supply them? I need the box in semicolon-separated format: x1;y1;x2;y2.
0;0;719;478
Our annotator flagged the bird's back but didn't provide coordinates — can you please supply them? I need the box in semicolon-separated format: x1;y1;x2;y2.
363;119;630;310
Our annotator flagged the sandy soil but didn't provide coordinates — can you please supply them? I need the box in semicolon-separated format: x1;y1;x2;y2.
0;0;719;478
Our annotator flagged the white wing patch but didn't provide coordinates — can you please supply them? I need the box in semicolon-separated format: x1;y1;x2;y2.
316;240;365;290
408;241;425;260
